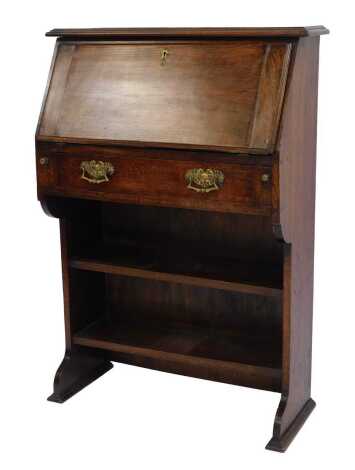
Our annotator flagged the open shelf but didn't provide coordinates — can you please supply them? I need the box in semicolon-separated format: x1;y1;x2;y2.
73;318;282;392
69;241;283;297
65;203;283;392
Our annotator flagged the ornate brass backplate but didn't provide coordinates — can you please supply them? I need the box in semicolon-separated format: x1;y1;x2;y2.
80;160;115;184
185;168;224;193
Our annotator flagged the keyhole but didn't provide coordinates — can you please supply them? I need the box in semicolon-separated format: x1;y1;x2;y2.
160;49;169;66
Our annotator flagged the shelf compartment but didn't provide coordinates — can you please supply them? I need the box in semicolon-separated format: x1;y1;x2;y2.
73;319;282;392
69;242;282;297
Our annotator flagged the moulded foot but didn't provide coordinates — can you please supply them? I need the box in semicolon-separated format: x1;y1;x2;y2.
47;353;113;403
266;398;316;452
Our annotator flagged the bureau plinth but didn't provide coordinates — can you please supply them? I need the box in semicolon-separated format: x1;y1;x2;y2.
36;26;328;452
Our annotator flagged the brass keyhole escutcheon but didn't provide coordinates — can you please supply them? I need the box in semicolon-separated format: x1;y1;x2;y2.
160;49;169;66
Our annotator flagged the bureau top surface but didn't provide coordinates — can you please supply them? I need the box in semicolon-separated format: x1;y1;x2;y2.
46;26;329;38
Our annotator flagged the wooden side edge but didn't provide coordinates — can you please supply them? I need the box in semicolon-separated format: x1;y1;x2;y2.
269;36;320;449
35;40;59;136
277;36;320;244
304;26;329;36
248;42;292;151
37;44;76;137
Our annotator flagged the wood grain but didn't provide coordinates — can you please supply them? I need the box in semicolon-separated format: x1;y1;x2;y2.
37;41;290;153
74;324;282;392
69;255;282;297
268;36;320;451
249;44;291;148
46;26;329;38
37;144;273;215
37;27;327;452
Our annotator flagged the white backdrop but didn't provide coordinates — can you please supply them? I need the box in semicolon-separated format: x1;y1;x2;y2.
1;1;353;468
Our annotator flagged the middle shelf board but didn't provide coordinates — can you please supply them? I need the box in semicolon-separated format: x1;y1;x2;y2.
73;319;282;392
69;242;283;297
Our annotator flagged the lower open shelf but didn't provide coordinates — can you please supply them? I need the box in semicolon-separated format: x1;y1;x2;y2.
73;318;282;392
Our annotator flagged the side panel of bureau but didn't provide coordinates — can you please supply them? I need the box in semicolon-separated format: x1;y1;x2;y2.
266;36;320;452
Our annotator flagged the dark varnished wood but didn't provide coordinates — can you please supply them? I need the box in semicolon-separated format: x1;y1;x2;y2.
69;255;282;297
267;36;321;451
266;398;316;451
46;26;329;39
47;215;113;402
67;202;282;296
47;351;113;403
73;321;282;392
37;143;273;215
37;40;291;153
37;27;327;452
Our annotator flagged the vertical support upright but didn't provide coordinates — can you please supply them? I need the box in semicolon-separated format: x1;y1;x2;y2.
267;36;320;451
41;199;113;403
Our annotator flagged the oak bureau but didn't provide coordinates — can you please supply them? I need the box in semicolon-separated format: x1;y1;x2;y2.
36;26;329;451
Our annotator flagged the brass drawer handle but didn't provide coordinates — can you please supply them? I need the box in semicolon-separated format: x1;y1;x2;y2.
185;168;224;193
80;160;114;184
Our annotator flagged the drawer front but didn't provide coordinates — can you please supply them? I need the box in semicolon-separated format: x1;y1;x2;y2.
37;146;272;215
